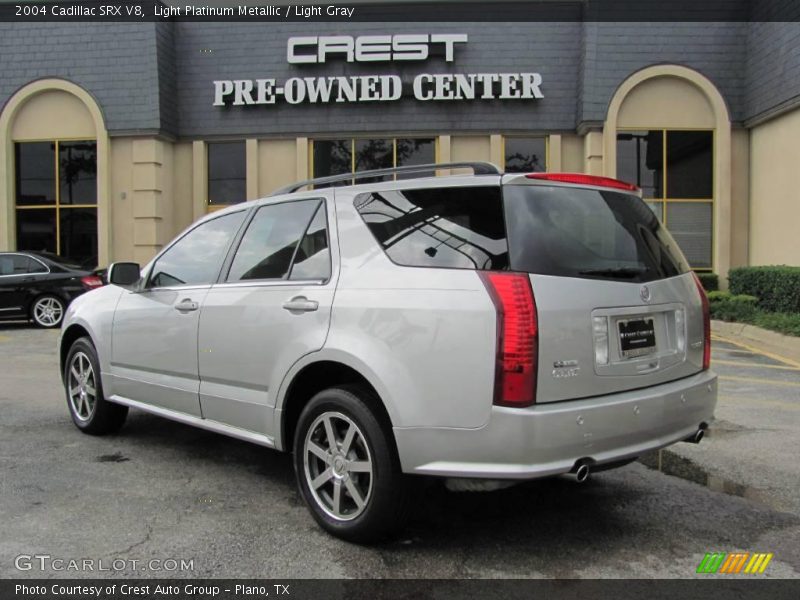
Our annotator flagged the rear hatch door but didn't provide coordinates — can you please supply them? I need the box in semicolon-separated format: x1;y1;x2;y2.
503;177;706;403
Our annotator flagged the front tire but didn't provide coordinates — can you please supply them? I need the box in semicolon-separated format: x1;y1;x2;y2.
293;386;408;543
31;295;65;328
64;337;128;435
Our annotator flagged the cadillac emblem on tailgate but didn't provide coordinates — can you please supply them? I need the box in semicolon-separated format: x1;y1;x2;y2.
640;285;651;303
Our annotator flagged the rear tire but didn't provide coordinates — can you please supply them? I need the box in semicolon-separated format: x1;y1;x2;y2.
64;337;128;435
293;386;408;543
31;294;65;328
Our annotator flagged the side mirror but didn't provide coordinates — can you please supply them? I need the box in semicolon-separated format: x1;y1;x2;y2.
108;262;141;286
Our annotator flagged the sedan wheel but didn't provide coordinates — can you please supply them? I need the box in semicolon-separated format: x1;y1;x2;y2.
32;295;65;328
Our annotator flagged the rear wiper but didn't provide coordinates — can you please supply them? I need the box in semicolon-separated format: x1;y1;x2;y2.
579;267;647;279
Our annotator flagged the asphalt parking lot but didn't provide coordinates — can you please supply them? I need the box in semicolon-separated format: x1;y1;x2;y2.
0;323;798;579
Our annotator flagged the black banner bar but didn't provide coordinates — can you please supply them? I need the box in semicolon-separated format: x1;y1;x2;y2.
2;0;800;23
2;579;799;600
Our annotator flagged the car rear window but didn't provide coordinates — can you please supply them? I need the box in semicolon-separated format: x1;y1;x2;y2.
503;184;690;282
354;187;508;270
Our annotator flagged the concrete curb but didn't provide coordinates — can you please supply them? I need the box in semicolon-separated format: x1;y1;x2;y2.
712;319;800;365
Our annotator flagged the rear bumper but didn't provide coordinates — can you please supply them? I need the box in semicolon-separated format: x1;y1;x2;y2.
394;370;717;479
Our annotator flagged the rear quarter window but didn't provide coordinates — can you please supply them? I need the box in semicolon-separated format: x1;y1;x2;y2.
354;186;508;270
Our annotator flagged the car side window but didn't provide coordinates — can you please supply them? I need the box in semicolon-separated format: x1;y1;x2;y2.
0;256;13;275
149;211;245;288
25;257;48;274
289;203;331;281
354;186;509;270
227;199;323;282
0;255;44;275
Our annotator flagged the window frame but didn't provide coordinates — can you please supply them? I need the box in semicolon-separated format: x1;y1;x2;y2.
221;197;332;286
616;127;715;271
14;138;98;264
310;137;438;182
206;140;247;207
502;135;549;174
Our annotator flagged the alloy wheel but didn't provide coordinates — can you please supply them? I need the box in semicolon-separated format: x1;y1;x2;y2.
68;351;97;422
303;411;374;521
32;296;63;327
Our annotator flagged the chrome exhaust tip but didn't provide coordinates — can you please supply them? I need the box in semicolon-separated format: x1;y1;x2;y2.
684;428;705;444
573;463;591;483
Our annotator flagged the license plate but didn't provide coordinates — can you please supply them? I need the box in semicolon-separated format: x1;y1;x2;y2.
618;318;656;358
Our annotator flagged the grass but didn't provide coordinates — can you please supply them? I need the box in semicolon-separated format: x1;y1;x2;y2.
749;310;800;337
709;291;800;337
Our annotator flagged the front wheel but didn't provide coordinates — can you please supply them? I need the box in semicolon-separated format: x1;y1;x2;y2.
64;337;128;435
293;386;409;543
31;295;65;328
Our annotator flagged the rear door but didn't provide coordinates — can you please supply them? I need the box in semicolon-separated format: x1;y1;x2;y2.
502;179;705;403
197;197;337;435
110;211;247;416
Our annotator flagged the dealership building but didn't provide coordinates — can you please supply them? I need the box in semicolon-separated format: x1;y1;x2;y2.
1;18;799;280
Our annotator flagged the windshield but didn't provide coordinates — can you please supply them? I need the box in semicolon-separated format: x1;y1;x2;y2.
503;184;690;283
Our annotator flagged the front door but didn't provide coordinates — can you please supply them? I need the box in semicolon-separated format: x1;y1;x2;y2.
0;254;47;318
198;198;336;435
109;211;247;416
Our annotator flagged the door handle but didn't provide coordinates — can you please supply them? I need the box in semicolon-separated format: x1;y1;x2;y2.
174;298;199;313
282;296;319;313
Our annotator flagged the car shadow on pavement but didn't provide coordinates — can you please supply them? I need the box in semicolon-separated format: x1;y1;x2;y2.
100;408;799;575
118;411;296;483
0;320;35;330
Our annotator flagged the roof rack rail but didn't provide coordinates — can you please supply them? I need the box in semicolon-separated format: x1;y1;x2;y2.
271;161;501;195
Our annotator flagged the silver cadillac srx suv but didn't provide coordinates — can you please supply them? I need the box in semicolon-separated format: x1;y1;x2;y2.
59;162;716;542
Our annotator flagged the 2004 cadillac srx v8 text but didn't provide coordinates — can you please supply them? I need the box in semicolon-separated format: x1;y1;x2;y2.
59;163;716;542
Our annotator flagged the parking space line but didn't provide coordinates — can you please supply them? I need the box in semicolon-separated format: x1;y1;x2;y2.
719;375;800;389
712;359;800;372
711;334;800;369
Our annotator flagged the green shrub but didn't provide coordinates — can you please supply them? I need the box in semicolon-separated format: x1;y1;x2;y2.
708;291;758;322
696;272;719;292
751;312;800;337
728;266;800;314
707;290;728;303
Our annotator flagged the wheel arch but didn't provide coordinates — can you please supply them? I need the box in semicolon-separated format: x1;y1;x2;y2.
277;356;397;455
59;322;93;382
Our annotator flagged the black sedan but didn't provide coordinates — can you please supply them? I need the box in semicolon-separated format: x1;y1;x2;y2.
0;252;104;328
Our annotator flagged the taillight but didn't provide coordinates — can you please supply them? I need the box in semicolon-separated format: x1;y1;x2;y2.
525;172;639;192
80;275;103;289
691;272;711;370
479;272;538;407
